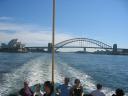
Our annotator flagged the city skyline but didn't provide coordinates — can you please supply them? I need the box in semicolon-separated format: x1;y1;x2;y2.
0;0;128;48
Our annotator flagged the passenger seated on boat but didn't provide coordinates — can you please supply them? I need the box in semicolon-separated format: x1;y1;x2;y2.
56;77;71;96
84;94;93;96
90;83;105;96
19;81;33;96
70;79;84;96
33;83;44;96
112;88;125;96
43;81;54;96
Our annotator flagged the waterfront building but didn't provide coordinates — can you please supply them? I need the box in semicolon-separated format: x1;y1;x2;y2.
0;39;27;52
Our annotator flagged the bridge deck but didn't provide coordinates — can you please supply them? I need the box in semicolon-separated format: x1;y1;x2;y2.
26;46;113;49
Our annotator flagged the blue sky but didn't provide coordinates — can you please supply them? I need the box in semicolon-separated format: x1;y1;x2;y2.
0;0;128;48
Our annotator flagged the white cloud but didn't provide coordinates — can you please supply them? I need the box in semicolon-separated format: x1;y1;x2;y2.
0;16;13;20
0;22;74;46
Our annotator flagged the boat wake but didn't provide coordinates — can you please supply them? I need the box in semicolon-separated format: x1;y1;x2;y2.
0;54;127;96
0;54;52;95
55;56;115;96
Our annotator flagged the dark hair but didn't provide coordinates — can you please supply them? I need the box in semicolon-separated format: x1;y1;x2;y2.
65;77;70;82
44;81;54;94
96;84;102;89
74;79;80;84
24;81;29;85
116;88;124;96
112;94;116;96
44;81;51;87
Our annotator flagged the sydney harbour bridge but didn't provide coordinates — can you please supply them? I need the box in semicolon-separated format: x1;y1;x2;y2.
26;37;120;54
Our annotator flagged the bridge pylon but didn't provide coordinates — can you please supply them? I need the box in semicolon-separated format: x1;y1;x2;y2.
113;44;117;54
84;47;86;52
48;43;52;52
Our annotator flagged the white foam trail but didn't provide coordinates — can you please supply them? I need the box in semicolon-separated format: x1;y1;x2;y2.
0;54;127;96
55;58;96;90
55;56;124;96
0;54;52;96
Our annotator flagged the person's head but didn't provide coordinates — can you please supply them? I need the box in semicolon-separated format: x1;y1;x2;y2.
96;84;102;90
116;88;124;96
64;77;70;85
44;81;53;94
74;79;80;86
35;84;41;92
24;81;29;88
112;94;116;96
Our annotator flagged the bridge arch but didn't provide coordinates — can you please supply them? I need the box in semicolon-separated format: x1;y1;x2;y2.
55;38;112;51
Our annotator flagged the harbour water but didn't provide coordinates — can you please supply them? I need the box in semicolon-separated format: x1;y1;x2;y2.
0;53;128;96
